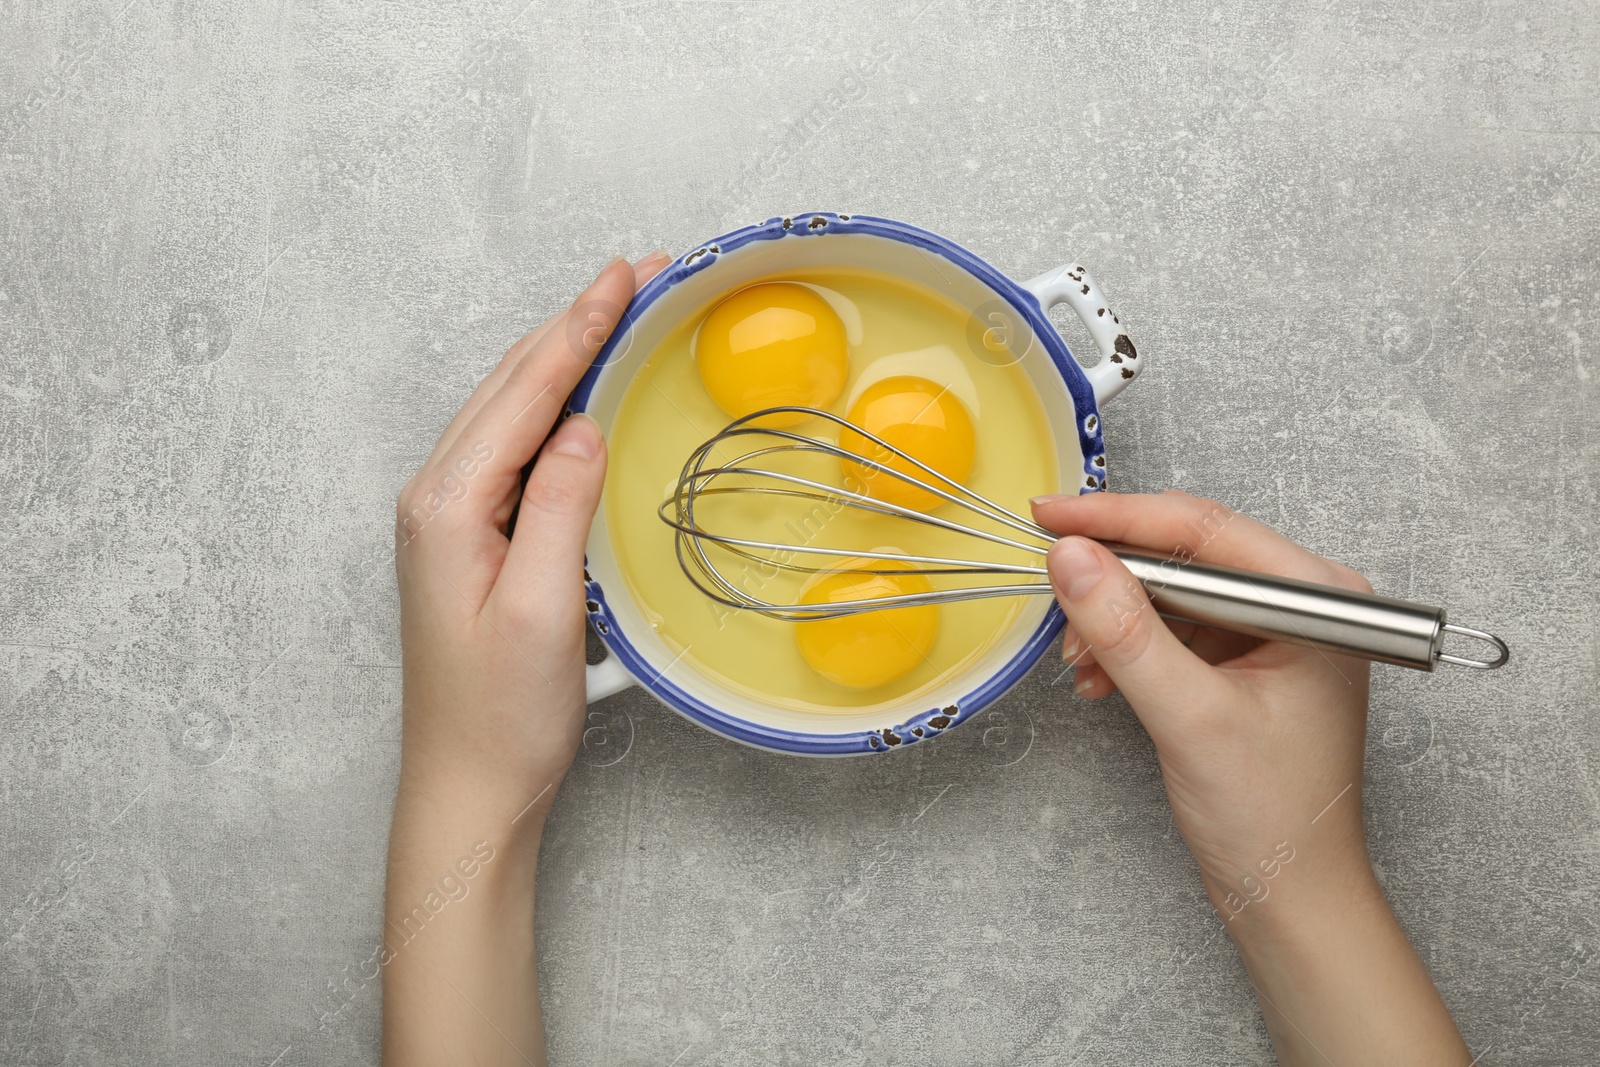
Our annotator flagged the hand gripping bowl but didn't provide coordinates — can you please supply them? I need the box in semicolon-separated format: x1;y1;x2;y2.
569;213;1142;756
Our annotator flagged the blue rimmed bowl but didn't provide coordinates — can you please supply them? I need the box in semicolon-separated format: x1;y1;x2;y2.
570;212;1142;756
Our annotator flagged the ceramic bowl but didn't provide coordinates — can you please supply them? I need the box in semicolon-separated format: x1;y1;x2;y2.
569;212;1141;755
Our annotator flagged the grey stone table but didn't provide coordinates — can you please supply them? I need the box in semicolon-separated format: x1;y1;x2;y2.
3;1;1596;1063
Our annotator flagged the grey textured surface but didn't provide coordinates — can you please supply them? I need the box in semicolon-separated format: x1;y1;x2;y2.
2;0;1597;1063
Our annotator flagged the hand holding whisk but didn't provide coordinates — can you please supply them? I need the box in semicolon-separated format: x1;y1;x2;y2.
658;407;1508;672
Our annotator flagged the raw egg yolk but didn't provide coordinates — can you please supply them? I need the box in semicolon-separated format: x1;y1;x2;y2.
695;282;849;427
841;375;976;512
795;560;939;688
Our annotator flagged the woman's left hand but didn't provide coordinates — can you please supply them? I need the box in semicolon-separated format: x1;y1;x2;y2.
393;252;669;827
384;252;669;1067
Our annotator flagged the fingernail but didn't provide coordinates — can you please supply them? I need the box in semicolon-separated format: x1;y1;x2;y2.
635;249;672;266
1061;634;1081;662
1051;537;1104;601
550;413;603;460
1030;494;1073;508
1074;676;1093;696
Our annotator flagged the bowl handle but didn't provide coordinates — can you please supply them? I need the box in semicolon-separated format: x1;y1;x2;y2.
585;652;635;703
1021;263;1142;406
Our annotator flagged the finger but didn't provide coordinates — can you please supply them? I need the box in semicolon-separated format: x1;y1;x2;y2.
424;251;669;468
1060;626;1117;697
1061;624;1095;669
632;249;672;287
1072;661;1116;699
491;413;607;617
1030;490;1364;589
423;310;570;468
1047;535;1226;717
438;257;635;515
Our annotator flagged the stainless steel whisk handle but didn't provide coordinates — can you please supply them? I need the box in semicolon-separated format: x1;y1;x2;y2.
1112;547;1510;671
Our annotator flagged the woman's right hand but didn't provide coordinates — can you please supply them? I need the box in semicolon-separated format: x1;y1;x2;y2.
1030;489;1471;1066
1030;489;1375;915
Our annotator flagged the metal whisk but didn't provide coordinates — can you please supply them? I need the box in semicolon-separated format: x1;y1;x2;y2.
658;407;1510;672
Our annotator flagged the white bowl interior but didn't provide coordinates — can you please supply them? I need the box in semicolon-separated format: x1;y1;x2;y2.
583;233;1085;736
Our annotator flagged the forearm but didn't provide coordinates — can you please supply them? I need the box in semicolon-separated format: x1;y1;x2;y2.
382;769;548;1067
1224;861;1471;1066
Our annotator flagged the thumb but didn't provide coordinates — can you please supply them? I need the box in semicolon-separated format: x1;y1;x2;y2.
497;413;607;606
1047;536;1219;717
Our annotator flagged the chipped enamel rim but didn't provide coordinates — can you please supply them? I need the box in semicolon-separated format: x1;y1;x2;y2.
570;212;1135;756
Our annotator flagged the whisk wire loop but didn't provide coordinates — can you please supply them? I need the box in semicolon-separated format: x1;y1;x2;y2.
687;410;1053;539
661;406;1057;621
